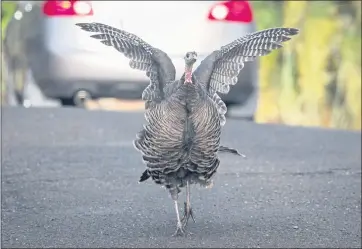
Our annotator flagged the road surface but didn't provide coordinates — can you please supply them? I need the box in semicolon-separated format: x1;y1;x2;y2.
1;107;361;248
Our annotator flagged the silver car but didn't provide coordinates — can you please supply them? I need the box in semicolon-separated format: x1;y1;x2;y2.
4;0;259;120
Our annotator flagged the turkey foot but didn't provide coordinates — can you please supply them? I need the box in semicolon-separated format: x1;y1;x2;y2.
171;199;191;237
172;221;187;237
181;180;195;228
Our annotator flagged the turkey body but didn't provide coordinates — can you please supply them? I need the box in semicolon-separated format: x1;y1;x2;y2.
134;79;222;199
75;21;299;236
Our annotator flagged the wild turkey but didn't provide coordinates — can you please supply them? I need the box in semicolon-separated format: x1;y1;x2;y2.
76;22;299;236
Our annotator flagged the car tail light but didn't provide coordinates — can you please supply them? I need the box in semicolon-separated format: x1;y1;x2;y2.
208;0;253;23
43;1;93;16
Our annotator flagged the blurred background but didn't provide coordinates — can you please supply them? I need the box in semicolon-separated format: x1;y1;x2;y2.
1;0;361;131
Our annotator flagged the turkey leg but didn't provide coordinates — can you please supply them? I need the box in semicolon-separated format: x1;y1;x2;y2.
169;188;190;236
171;199;186;236
182;180;195;227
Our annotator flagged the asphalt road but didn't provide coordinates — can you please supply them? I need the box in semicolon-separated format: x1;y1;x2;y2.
1;107;361;248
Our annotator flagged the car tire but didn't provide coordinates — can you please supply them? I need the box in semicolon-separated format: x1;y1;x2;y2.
225;100;257;122
225;105;255;122
60;98;75;106
6;86;20;106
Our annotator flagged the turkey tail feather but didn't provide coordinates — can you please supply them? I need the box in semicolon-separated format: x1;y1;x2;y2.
139;170;151;182
219;145;246;158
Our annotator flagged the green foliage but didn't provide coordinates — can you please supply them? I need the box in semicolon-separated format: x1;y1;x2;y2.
1;1;17;39
253;1;361;130
1;2;17;103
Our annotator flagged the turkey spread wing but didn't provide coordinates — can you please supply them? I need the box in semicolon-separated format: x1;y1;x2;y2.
193;27;299;124
76;22;176;103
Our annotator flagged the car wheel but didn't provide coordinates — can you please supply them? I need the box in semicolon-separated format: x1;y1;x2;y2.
225;105;255;122
2;55;20;106
225;101;256;122
5;84;20;106
237;115;255;122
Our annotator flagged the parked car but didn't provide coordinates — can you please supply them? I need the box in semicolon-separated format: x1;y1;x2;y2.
4;0;259;120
